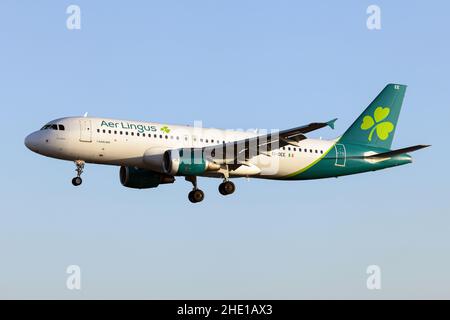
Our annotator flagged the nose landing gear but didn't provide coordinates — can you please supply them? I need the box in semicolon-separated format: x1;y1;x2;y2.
185;176;204;203
71;160;85;186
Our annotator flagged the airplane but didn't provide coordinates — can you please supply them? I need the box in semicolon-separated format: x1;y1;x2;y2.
24;84;429;203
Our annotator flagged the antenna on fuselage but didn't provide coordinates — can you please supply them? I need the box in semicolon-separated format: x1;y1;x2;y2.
83;112;88;118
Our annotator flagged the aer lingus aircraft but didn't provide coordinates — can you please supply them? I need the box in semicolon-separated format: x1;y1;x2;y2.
25;84;429;203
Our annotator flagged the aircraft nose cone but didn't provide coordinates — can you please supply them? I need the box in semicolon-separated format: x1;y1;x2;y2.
24;132;39;152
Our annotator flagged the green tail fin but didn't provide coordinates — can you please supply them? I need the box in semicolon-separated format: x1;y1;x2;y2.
340;84;407;149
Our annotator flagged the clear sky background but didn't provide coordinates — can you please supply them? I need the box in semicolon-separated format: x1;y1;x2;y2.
0;1;449;299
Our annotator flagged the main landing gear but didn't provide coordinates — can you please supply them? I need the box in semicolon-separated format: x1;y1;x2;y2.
219;170;235;196
218;180;235;196
71;160;85;186
186;176;205;203
185;176;236;203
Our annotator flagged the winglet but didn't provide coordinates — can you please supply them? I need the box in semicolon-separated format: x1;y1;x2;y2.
326;118;338;130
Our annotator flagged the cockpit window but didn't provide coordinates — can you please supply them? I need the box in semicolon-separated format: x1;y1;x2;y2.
40;124;64;130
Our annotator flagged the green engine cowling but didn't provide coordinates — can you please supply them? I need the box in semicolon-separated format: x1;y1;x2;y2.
163;148;220;176
120;166;175;189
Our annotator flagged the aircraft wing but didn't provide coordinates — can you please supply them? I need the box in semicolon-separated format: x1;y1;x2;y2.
202;118;337;164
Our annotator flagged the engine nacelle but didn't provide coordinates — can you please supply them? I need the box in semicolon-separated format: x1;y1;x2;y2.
120;166;175;189
143;147;167;173
163;148;220;176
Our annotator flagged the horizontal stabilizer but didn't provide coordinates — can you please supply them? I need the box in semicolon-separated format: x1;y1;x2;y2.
365;145;430;159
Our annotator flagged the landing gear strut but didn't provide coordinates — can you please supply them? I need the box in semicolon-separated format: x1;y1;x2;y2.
186;176;204;203
71;160;85;186
219;180;235;196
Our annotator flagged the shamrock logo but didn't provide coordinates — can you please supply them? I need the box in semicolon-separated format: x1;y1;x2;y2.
360;107;394;141
160;126;170;134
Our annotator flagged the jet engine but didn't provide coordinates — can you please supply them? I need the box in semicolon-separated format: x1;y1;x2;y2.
163;148;220;176
142;147;168;173
119;166;175;189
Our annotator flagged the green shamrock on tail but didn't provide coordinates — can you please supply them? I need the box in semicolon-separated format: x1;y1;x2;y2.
361;106;394;141
160;126;171;134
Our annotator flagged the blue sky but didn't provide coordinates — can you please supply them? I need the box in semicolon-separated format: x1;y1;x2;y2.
0;1;449;299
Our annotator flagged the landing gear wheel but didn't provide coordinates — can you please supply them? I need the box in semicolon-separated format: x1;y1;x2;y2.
188;189;204;203
219;181;235;195
186;176;205;203
72;160;85;187
72;177;82;186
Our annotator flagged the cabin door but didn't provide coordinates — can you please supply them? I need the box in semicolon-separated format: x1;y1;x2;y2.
79;119;92;142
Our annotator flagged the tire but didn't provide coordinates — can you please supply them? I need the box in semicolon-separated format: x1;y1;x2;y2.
188;191;195;203
191;189;204;203
218;183;226;195
72;177;82;186
219;181;235;195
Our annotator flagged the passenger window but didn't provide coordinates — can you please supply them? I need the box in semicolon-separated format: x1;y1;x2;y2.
125;131;129;135
321;150;323;154
288;147;291;151
143;133;146;137
103;129;106;133
114;131;117;134
108;130;111;134
131;132;134;136
97;129;100;133
120;131;123;135
58;125;65;131
159;135;162;138
137;133;140;137
165;135;168;139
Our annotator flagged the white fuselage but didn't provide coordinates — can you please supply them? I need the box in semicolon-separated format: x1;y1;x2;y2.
25;117;335;179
